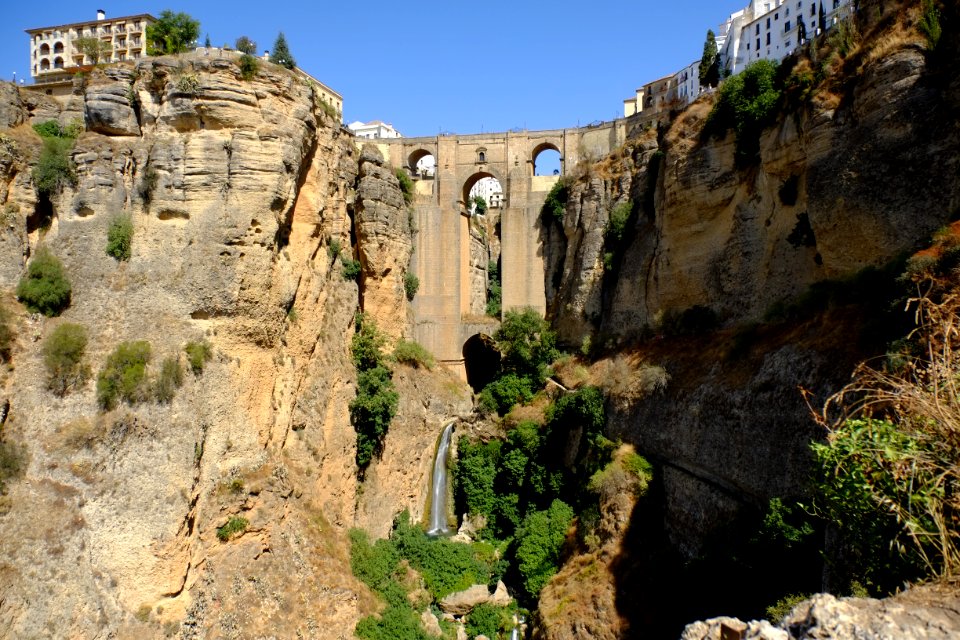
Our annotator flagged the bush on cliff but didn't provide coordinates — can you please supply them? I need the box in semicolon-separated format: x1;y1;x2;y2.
43;322;89;396
350;315;398;475
16;247;72;316
33;136;77;196
96;340;151;409
703;59;781;165
106;214;133;261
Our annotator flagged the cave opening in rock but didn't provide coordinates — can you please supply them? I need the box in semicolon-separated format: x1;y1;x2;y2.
463;334;501;393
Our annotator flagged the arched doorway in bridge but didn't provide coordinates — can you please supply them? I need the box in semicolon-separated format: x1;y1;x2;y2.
532;143;562;176
408;149;436;179
463;334;500;393
463;172;504;214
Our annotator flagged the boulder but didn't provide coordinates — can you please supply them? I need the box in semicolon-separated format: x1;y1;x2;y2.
439;584;491;616
421;609;442;637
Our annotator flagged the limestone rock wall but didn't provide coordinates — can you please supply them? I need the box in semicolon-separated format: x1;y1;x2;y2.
0;53;467;639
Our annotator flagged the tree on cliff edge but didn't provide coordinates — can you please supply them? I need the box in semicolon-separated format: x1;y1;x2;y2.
146;10;200;55
269;32;296;70
699;30;720;89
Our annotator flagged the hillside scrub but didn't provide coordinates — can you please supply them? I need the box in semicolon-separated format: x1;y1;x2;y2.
16;248;72;316
810;245;960;589
43;323;89;396
105;214;133;261
350;315;398;475
96;341;152;409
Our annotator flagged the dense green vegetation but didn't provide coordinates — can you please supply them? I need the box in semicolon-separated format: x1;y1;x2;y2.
43;323;89;396
96;340;152;409
703;59;781;165
404;272;419;301
486;260;501;318
238;54;260;80
475;308;558;415
395;168;415;205
541;178;568;223
153;355;184;403
146;10;200;55
350;512;509;640
106;214;133;261
33;134;77;196
16;248;72;316
342;256;362;280
350;315;398;475
217;516;248;542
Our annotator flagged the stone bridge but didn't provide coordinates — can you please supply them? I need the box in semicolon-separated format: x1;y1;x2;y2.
368;120;631;378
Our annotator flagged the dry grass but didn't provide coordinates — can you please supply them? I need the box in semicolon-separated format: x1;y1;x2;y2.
591;354;669;410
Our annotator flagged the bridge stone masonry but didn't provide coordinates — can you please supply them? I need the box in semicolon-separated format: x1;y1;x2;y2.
366;119;633;378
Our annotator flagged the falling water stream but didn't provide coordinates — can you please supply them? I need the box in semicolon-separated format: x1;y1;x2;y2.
427;421;455;535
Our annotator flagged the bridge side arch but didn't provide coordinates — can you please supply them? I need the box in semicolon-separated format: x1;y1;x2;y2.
407;147;435;171
530;141;563;176
461;168;507;206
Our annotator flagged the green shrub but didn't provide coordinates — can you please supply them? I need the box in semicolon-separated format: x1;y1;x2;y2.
703;59;781;165
605;201;633;245
395;168;414;205
237;54;259;81
403;272;419;301
43;323;89;396
765;593;811;623
341;256;362;280
919;0;941;51
174;73;200;94
351;365;398;469
153;355;184;403
486;260;502;317
216;516;248;542
622;452;653;483
184;340;212;375
392;339;434;369
0;303;13;363
350;315;398;474
494;308;559;385
32;121;64;138
478;373;533;415
466;603;510;639
472;195;487;215
513;499;574;604
96;340;152;410
106;214;133;261
318;98;338;121
542;178;568;223
16;248;72;316
328;237;341;258
33;136;76;196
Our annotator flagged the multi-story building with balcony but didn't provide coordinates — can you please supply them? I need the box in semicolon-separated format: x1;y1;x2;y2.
718;0;851;75
25;10;155;94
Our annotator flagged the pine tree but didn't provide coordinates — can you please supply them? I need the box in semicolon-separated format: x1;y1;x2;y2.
818;2;827;33
204;33;211;48
797;19;807;44
269;32;296;70
699;30;720;88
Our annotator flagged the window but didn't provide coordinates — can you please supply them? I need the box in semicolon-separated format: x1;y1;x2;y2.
785;20;791;31
786;39;791;47
747;42;751;50
478;151;486;163
766;32;771;44
786;7;790;15
756;24;760;34
775;12;779;20
797;1;802;7
811;4;816;15
756;38;761;49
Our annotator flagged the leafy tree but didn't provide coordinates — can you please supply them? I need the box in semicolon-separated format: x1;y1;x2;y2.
494;308;559;385
699;29;721;88
74;37;112;63
513;499;575;604
16;247;71;316
269;32;296;69
477;373;533;415
703;59;782;164
106;214;133;261
472;195;487;215
33;137;76;196
43;323;88;396
234;35;256;54
146;10;200;55
351;365;399;468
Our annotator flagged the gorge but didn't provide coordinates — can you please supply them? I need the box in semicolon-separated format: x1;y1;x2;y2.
0;1;958;638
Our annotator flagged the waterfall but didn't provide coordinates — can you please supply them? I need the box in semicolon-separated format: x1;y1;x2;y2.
427;421;455;535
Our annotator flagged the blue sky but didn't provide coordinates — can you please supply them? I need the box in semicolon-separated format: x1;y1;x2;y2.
4;1;743;137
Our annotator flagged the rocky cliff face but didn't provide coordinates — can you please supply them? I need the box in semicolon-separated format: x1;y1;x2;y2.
537;9;960;638
0;53;468;638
